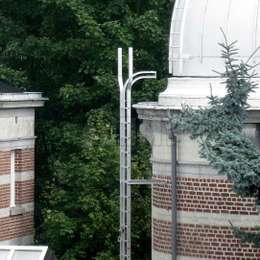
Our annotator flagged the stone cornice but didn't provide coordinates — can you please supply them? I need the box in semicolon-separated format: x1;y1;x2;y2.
0;137;35;150
0;92;47;109
133;102;260;123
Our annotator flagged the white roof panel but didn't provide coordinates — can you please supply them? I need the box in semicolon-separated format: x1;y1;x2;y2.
0;250;9;259
0;246;54;260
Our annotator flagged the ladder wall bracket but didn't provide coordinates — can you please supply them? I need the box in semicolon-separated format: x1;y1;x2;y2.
127;179;164;185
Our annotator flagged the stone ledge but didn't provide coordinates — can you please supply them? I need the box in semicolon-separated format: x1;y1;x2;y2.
0;202;34;218
134;102;260;124
152;206;260;227
0;235;33;245
0;171;34;185
0;137;35;150
152;250;209;260
10;202;34;217
10;205;27;216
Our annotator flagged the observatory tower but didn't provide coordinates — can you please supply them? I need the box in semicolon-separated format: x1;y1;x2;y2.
135;0;260;259
0;82;46;245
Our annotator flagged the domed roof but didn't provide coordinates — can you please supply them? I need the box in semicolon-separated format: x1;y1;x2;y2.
135;0;260;120
169;0;260;77
157;0;260;108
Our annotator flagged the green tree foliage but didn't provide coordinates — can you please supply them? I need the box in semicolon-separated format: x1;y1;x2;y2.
169;36;260;246
0;0;172;259
40;111;120;260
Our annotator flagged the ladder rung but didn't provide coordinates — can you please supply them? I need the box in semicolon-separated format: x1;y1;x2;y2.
127;179;163;185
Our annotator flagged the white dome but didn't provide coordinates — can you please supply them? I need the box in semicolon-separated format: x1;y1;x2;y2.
169;0;260;77
158;0;260;108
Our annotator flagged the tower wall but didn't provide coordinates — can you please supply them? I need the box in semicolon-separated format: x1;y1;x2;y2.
0;92;46;245
136;107;260;260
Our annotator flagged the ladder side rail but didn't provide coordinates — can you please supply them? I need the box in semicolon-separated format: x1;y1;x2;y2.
126;47;133;259
120;92;126;259
124;100;128;258
118;48;126;259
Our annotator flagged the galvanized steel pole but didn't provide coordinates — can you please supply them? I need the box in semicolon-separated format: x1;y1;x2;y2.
170;131;177;260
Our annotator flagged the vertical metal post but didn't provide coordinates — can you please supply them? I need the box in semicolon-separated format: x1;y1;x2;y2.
10;150;16;208
170;132;177;260
126;47;133;258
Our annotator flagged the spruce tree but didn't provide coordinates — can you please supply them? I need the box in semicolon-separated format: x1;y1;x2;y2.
169;34;260;246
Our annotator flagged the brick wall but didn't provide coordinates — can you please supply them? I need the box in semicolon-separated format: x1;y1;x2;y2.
16;180;34;205
153;219;260;259
0;151;11;175
153;175;258;215
152;174;260;259
0;148;34;243
0;151;12;209
0;213;33;241
15;148;34;172
0;184;10;208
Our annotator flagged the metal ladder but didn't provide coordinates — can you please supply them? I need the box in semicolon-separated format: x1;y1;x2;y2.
118;47;157;260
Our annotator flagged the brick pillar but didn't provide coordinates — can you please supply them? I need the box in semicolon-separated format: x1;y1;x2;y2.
135;106;260;260
0;91;46;245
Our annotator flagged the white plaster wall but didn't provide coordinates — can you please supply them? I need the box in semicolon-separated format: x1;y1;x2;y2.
144;119;207;165
0;109;35;140
176;134;206;164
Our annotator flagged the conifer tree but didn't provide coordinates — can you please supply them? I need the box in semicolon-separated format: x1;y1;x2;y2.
169;34;260;246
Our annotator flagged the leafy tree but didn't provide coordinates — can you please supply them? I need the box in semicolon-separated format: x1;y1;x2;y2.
39;110;120;260
169;36;260;247
0;0;172;259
